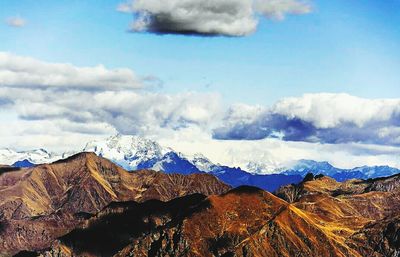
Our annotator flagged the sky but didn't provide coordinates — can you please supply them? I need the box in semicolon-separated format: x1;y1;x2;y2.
0;0;399;171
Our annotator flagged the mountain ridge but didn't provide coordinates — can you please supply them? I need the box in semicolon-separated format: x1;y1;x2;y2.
0;152;230;255
1;152;400;256
37;172;400;257
1;135;399;191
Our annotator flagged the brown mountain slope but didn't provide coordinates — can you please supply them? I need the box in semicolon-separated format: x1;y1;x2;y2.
3;159;400;257
38;194;209;257
115;186;359;257
275;174;400;256
0;153;230;256
42;174;400;257
347;214;400;257
0;165;20;176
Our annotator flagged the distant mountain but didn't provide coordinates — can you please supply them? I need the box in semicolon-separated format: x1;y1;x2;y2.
284;159;400;182
152;151;201;175
284;159;344;177
1;135;399;187
83;134;166;170
208;165;303;192
83;135;303;191
12;159;35;168
0;148;59;166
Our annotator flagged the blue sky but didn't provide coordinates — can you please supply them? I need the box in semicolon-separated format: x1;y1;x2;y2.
0;0;400;169
1;0;399;105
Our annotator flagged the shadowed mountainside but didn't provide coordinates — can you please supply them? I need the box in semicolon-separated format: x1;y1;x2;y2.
37;174;400;257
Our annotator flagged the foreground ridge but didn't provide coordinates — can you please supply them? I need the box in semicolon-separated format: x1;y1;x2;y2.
2;154;400;257
47;175;400;256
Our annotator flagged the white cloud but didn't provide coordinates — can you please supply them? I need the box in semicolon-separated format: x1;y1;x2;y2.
5;16;26;28
118;0;311;36
0;87;222;138
117;3;133;13
0;52;147;90
214;93;400;145
0;53;223;146
254;0;311;20
272;93;400;129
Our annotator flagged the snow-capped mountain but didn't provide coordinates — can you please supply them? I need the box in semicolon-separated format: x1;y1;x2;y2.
83;135;218;173
1;134;399;190
83;134;167;170
80;135;303;191
0;148;60;166
151;151;201;175
190;153;217;172
283;160;400;182
284;159;346;177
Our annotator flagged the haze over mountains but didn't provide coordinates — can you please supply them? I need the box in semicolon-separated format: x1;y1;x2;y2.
1;135;399;192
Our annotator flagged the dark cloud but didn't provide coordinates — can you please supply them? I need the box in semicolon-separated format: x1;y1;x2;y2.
213;114;315;140
118;0;311;36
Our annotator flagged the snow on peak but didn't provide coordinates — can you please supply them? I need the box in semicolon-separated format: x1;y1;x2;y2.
82;135;220;173
83;134;165;170
0;148;59;166
190;153;215;172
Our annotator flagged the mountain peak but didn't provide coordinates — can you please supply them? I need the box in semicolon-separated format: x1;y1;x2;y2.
83;134;164;170
53;151;98;164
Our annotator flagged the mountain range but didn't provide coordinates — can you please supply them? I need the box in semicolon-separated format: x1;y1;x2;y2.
1;135;399;192
1;152;399;256
0;152;230;255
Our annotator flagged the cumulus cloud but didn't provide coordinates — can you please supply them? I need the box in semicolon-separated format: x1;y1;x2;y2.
0;53;223;140
213;93;400;146
5;16;26;27
0;86;222;138
117;0;312;36
0;52;149;90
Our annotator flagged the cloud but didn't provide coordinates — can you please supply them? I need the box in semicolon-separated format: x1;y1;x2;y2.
213;93;400;146
0;52;151;90
0;53;222;139
160;134;400;172
117;0;311;36
0;87;222;138
254;0;312;20
0;53;399;169
5;17;26;28
117;3;134;13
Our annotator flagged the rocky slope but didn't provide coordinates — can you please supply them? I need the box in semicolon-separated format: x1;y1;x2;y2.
116;186;360;257
32;173;400;257
2;151;400;256
275;174;400;256
0;153;230;256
